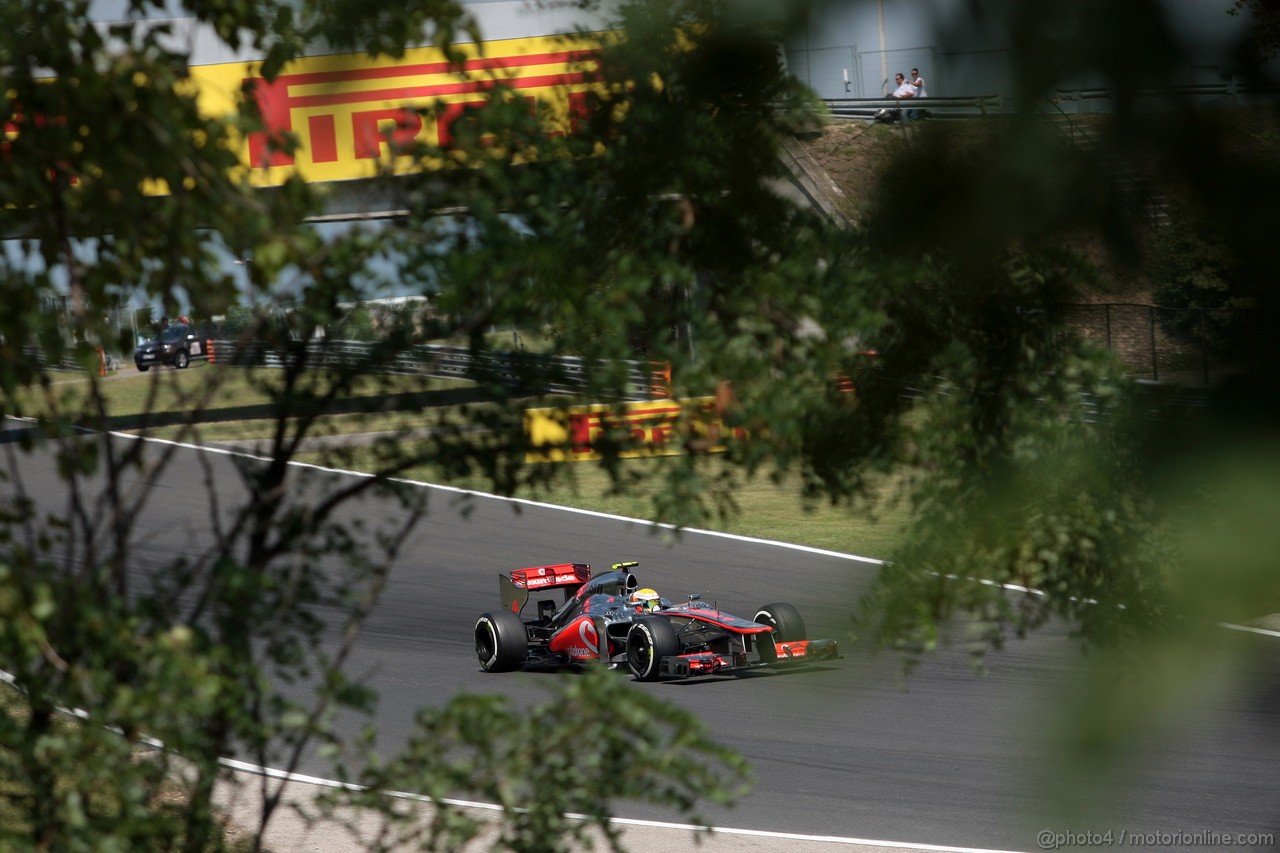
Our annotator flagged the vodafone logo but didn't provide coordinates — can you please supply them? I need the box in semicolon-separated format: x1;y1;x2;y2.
579;620;599;655
551;617;602;660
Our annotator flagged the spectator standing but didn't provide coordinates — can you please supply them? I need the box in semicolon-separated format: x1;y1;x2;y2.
907;68;927;121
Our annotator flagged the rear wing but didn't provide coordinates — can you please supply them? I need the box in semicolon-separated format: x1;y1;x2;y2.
500;563;592;614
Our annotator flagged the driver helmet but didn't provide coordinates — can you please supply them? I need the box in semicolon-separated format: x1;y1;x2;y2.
629;588;662;612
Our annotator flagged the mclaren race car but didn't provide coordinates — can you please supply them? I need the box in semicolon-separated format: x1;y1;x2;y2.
473;561;840;680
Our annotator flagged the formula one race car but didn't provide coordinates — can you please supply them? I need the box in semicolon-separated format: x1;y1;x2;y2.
473;562;840;680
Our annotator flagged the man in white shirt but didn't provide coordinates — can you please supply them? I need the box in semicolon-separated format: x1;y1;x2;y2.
891;72;915;100
910;68;928;99
907;68;928;121
884;72;915;124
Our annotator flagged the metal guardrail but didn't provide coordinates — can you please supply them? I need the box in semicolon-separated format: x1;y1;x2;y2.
1048;82;1279;108
22;346;84;372
827;83;1273;124
823;94;1004;121
208;339;671;400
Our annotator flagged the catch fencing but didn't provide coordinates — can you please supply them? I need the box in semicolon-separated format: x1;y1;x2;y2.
1065;303;1244;385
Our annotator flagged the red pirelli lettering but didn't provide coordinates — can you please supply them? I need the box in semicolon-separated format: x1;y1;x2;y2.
245;49;600;168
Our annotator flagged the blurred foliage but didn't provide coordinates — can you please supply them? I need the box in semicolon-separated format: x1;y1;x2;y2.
333;304;379;342
845;0;1280;667
1146;206;1252;359
858;0;1280;830
336;666;749;853
1139;109;1280;355
0;0;810;849
216;305;259;339
1233;0;1280;61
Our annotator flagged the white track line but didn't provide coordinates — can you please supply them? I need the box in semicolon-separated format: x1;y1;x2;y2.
110;429;889;563
218;759;1025;853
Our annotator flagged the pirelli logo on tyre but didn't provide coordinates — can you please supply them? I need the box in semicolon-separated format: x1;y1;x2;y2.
523;397;745;462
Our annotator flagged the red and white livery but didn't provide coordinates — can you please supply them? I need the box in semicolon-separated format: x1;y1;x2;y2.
473;562;840;681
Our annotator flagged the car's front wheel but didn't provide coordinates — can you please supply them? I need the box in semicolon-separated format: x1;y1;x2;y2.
174;350;190;369
475;610;528;672
753;602;806;663
626;617;679;681
136;364;149;372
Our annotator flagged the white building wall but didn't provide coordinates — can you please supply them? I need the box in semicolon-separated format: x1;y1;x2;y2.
788;0;1263;101
86;0;1263;98
88;0;609;66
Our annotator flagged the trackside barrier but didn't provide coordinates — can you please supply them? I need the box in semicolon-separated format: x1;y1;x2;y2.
822;94;1004;121
205;340;669;401
21;345;96;373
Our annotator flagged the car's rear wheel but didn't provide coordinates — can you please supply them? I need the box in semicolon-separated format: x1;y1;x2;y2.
626;617;679;681
475;610;527;672
174;350;190;369
753;602;806;663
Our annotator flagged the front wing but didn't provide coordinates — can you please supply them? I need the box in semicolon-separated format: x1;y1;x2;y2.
659;638;841;678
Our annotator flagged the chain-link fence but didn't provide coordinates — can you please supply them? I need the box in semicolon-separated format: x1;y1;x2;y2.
1065;303;1245;385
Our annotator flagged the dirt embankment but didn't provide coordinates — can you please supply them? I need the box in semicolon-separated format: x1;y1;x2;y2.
791;119;1155;303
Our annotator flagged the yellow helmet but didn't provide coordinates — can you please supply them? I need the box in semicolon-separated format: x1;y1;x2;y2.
629;588;661;612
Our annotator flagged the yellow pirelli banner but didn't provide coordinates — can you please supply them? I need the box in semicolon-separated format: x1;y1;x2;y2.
189;34;602;186
525;398;745;463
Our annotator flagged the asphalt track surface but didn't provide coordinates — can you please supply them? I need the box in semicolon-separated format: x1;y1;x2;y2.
6;427;1280;852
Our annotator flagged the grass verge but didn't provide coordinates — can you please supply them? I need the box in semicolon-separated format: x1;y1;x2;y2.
27;365;907;561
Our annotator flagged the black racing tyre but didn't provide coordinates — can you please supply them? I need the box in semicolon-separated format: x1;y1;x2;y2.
137;365;149;372
174;350;190;369
475;610;528;673
753;602;806;663
626;617;679;681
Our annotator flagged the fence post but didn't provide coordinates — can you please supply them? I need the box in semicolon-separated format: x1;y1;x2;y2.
208;339;217;364
1104;304;1112;350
